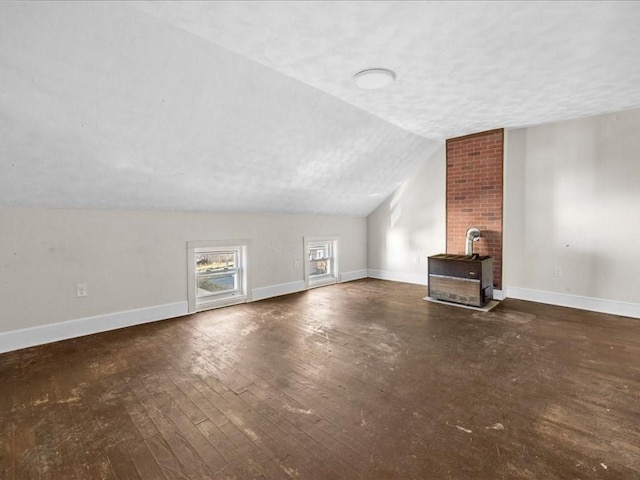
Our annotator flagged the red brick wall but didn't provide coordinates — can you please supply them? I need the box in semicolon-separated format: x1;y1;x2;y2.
446;129;503;289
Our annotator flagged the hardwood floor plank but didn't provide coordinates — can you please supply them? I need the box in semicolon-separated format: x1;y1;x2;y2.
128;377;216;479
2;279;639;479
238;389;359;479
197;419;284;480
242;384;360;462
1;403;41;480
141;373;229;475
128;440;167;480
144;434;190;480
120;384;162;440
190;380;292;462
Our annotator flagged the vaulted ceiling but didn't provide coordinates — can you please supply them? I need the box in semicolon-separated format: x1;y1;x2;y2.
1;1;639;216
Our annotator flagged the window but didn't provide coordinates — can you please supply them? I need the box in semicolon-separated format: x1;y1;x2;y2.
304;236;338;288
187;240;249;312
196;250;240;298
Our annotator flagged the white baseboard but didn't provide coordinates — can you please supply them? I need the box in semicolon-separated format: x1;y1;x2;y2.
251;280;306;302
252;269;367;301
506;286;640;319
0;301;189;354
340;269;368;283
5;284;630;356
367;269;427;286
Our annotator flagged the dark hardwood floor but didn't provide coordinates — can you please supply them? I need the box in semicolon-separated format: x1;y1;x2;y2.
1;279;639;479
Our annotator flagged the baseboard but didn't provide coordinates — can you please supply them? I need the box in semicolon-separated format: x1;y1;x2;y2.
506;286;640;319
340;269;368;283
252;270;367;301
251;280;307;302
367;269;427;286
7;284;628;355
0;301;189;354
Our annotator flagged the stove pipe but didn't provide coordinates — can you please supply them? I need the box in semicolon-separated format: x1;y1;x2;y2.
465;227;481;256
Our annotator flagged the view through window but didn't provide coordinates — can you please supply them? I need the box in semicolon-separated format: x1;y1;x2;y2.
196;251;239;298
305;237;338;288
308;242;332;278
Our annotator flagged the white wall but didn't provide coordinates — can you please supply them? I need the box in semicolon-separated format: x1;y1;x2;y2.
0;207;367;349
504;108;640;317
367;146;447;285
366;109;640;317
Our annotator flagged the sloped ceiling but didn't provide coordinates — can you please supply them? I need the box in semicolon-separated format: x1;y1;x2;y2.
1;2;640;216
133;1;640;140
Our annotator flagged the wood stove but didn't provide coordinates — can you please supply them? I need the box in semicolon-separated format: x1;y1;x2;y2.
428;254;493;307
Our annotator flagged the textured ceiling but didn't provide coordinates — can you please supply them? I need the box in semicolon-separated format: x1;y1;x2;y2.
132;1;640;140
1;2;640;216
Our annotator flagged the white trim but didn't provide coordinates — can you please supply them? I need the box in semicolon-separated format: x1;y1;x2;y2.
251;281;307;302
308;277;338;289
0;301;188;354
493;289;505;301
187;239;251;313
194;294;247;312
506;286;640;319
339;269;368;283
367;269;426;286
252;271;367;302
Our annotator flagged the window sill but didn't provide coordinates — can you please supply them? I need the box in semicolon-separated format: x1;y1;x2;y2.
195;294;247;312
308;276;337;289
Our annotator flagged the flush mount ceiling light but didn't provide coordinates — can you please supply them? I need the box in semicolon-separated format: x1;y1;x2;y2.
353;68;396;90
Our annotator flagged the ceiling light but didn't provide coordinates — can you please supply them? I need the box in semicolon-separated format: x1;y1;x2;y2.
353;68;396;90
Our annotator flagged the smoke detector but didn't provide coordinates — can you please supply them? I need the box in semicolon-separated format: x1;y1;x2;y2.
353;68;396;89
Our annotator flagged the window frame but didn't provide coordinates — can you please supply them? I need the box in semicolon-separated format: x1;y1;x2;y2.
187;240;250;313
304;235;339;289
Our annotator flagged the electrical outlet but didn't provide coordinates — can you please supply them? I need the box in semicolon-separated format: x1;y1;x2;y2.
417;255;421;264
553;267;562;277
76;284;88;297
294;259;299;269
